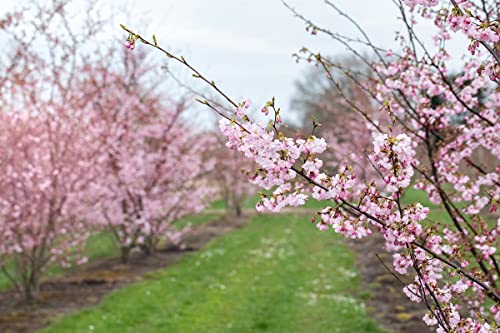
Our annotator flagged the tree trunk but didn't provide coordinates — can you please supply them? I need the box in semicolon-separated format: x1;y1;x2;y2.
23;275;39;302
141;244;153;256
234;202;242;217
120;246;131;264
140;236;156;256
23;286;35;302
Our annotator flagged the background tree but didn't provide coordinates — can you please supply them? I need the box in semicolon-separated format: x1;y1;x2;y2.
208;133;256;217
80;50;216;263
0;0;104;300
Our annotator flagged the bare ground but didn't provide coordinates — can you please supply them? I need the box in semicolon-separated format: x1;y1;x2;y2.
0;216;247;333
348;232;432;333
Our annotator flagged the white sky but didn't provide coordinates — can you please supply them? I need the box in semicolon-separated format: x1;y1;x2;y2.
115;0;466;114
3;0;467;117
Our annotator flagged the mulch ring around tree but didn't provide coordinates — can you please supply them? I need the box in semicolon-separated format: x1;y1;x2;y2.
348;233;432;333
0;216;248;333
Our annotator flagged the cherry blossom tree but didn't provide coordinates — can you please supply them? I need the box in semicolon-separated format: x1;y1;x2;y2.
122;0;499;330
81;51;216;263
0;0;104;300
0;107;96;300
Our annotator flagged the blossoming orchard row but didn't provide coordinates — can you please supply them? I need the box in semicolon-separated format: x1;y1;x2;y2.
0;2;253;301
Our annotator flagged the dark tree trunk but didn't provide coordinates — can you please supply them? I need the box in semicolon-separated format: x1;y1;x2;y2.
140;236;157;256
234;203;242;217
22;274;39;302
120;246;131;264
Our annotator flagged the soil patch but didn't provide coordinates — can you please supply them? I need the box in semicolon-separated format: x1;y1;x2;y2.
348;233;432;333
0;215;247;333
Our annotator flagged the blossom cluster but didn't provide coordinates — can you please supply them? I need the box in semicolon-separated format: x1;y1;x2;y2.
372;133;416;192
406;0;499;81
219;106;330;212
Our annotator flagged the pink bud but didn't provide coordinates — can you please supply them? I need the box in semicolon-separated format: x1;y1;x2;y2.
124;40;135;50
489;204;497;213
244;99;251;109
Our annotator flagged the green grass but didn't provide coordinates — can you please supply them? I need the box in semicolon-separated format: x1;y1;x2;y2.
208;195;260;211
401;187;453;224
84;232;120;261
401;187;495;228
175;212;224;229
41;214;384;333
302;197;328;209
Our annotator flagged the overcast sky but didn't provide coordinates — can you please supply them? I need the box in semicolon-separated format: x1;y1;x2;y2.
3;0;467;118
119;0;402;111
113;0;467;114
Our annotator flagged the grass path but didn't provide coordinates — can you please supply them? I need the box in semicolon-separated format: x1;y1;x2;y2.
41;214;384;333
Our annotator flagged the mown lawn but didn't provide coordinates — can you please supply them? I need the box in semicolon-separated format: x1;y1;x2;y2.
40;214;384;333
